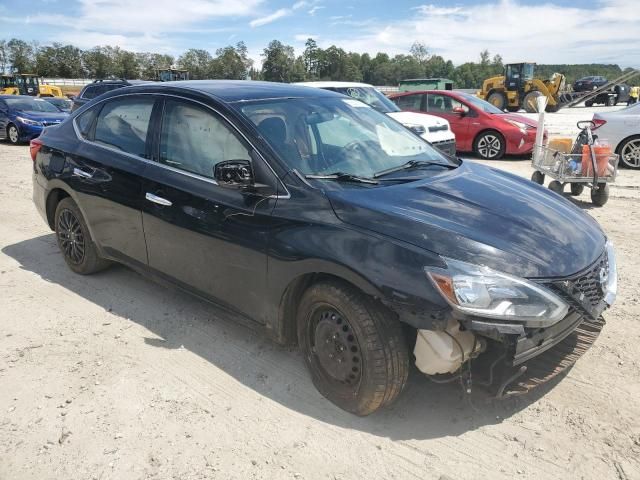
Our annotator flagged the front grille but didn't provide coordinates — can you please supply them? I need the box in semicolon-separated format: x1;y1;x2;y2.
548;251;608;318
428;124;448;133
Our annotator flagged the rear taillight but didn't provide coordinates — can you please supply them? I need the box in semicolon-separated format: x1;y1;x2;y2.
592;118;607;130
29;138;43;162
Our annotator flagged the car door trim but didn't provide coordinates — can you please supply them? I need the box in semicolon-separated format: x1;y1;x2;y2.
71;92;290;199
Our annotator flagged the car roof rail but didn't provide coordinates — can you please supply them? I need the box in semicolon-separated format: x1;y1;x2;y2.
93;78;127;84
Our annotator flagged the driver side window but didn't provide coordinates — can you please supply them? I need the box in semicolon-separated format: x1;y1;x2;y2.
426;94;463;114
159;100;251;179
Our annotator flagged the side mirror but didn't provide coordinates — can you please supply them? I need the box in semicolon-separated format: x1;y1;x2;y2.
214;160;254;188
452;106;466;116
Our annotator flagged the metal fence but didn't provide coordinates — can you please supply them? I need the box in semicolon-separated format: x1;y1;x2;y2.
41;78;93;86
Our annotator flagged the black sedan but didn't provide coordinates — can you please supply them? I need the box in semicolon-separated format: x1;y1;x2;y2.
574;76;608;92
30;81;617;415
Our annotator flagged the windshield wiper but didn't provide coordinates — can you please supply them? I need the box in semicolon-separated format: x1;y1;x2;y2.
305;172;379;184
373;160;456;178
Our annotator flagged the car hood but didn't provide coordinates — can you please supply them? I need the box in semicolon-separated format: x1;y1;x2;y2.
326;161;605;278
388;111;450;129
17;110;68;122
498;113;539;129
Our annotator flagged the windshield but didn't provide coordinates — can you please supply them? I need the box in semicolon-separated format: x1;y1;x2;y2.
5;97;60;113
239;96;455;178
45;98;72;109
328;86;400;114
459;93;504;114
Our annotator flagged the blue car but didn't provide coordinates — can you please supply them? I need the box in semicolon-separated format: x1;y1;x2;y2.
0;95;68;145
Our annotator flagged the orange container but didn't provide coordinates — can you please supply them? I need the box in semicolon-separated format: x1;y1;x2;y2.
582;144;611;177
548;137;573;153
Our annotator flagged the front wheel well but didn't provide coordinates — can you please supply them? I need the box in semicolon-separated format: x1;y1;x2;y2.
277;273;392;346
45;188;70;230
615;134;640;155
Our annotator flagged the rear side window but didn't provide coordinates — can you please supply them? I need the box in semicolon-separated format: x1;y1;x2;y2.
75;106;99;138
159;99;251;178
81;86;98;99
82;83;122;99
394;94;423;111
93;97;154;157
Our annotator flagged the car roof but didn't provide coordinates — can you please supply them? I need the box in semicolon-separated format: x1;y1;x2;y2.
0;94;44;99
390;90;462;96
295;81;376;89
136;80;338;103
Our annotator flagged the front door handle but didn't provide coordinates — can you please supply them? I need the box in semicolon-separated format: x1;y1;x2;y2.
72;167;93;179
145;192;172;207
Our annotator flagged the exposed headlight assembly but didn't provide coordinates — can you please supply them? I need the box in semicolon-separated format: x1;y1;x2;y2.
426;258;569;327
16;116;42;127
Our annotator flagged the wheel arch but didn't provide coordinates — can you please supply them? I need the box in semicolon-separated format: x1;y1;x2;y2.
45;187;71;230
615;133;640;155
276;269;388;347
473;128;506;152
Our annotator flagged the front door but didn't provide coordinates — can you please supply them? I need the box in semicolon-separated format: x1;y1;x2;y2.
424;93;472;150
141;98;280;323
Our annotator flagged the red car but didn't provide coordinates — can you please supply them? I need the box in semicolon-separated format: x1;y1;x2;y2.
389;90;543;160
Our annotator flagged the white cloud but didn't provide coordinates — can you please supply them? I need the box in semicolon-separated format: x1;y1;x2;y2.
322;0;640;67
249;8;290;27
294;34;318;42
308;5;324;15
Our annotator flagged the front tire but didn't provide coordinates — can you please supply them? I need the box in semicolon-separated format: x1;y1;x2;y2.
591;184;609;206
474;131;506;160
54;197;110;274
570;183;584;196
7;124;20;145
297;281;409;416
523;91;543;113
531;171;545;184
548;180;564;194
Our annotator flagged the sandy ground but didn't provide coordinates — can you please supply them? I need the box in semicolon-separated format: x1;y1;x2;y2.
1;106;640;480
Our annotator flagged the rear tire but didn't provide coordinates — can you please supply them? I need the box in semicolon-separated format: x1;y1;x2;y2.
523;91;543;113
607;96;616;107
297;280;409;416
591;184;609;206
585;100;594;107
548;180;564;194
617;136;640;169
531;171;545;184
54;197;110;275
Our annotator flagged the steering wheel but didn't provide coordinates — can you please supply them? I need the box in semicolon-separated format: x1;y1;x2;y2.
344;139;377;153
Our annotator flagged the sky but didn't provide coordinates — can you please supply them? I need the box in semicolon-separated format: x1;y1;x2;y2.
1;0;639;68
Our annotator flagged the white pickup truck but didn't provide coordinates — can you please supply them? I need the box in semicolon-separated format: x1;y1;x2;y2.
297;81;456;156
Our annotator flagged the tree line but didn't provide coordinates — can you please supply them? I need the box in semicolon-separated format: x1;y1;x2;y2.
0;37;628;88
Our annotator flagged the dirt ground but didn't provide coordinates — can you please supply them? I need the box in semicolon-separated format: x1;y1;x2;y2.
1;106;640;480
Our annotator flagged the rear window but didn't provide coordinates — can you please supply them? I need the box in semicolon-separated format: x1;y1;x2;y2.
75;106;99;139
93;97;154;157
82;83;122;99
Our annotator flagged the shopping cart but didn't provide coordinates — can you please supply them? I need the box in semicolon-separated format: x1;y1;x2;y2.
530;121;619;206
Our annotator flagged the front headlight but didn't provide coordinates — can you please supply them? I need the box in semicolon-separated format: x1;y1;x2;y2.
604;240;617;306
504;119;532;134
16;116;42;127
426;258;569;327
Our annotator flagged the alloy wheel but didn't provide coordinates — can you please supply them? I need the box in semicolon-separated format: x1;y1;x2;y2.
477;134;502;159
311;307;362;386
621;139;640;168
57;209;85;264
8;125;19;144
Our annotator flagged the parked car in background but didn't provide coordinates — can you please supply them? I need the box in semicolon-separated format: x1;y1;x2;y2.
43;96;73;113
584;84;631;107
592;102;640;169
0;95;68;144
71;78;150;112
297;82;456;156
390;90;544;159
574;76;608;92
31;81;616;415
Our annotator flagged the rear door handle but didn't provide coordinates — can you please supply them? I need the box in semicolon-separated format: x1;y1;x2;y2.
145;192;172;206
72;167;93;179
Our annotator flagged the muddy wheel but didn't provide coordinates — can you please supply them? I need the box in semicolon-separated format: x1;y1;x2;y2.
487;92;507;111
548;180;564;194
297;281;409;416
523;91;543;113
570;183;584;196
55;197;110;274
531;171;545;185
591;184;609;207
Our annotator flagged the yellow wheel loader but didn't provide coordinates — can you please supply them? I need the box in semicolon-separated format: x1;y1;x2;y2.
0;74;64;97
478;63;567;113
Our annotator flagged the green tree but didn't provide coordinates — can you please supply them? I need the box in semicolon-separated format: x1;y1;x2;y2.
211;42;253;79
136;52;175;80
261;40;298;82
7;38;35;72
82;47;114;78
177;49;213;79
302;38;320;79
0;40;9;73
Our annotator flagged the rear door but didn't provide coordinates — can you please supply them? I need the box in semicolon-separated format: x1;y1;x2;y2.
66;94;156;265
141;97;281;323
